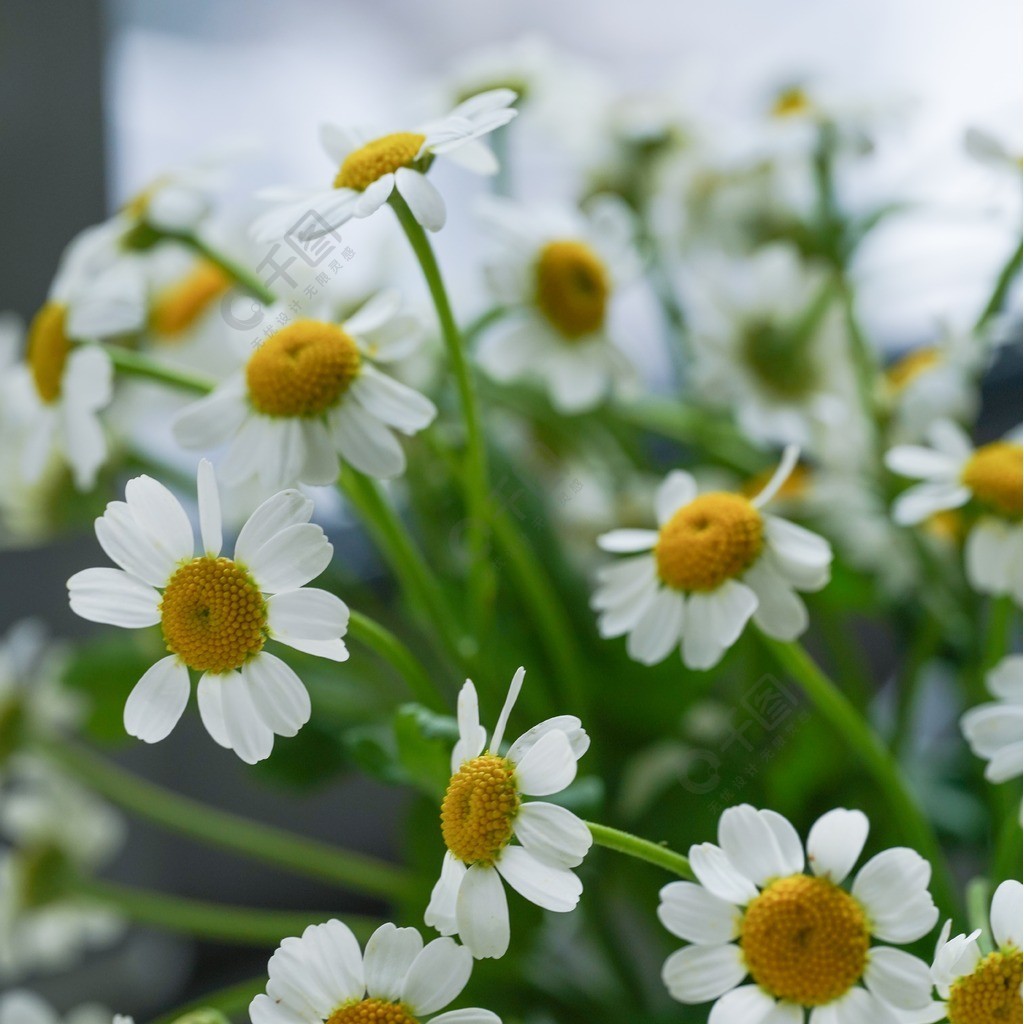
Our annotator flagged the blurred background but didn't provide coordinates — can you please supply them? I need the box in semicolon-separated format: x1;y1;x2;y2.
0;0;1020;1019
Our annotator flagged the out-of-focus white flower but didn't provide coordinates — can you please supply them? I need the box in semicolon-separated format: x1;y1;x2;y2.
250;919;499;1024
253;91;517;240
426;668;591;959
960;655;1023;783
594;447;832;670
172;291;435;486
0;990;114;1024
475;196;639;413
67;461;349;763
658;804;938;1019
887;420;1022;603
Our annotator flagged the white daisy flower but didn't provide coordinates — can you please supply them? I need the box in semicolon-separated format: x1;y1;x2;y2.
593;446;833;671
960;655;1023;784
425;668;592;959
0;990;114;1024
903;880;1022;1023
66;460;349;763
658;804;938;1021
475;196;639;413
681;245;863;457
886;420;1022;603
253;90;517;240
172;291;436;487
249;918;499;1024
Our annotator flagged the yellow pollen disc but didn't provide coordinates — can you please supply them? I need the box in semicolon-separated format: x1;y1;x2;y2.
743;463;811;503
772;86;814;118
885;346;942;393
246;319;361;418
27;302;72;405
535;239;610;339
326;1000;418;1024
655;492;763;592
150;261;232;338
947;950;1022;1024
741;874;870;1006
334;132;427;191
440;753;520;865
961;442;1023;519
160;557;267;673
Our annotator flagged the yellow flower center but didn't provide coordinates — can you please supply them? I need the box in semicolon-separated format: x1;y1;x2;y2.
160;557;267;673
655;492;763;592
246;319;361;418
326;1000;418;1024
334;132;427;191
772;86;814;118
535;239;610;339
441;753;520;865
947;950;1023;1024
741;874;870;1006
740;319;819;400
885;346;942;394
150;261;232;338
27;302;72;404
961;442;1023;519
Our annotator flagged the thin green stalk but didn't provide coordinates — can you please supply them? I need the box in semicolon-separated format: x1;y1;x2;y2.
388;193;493;629
586;822;694;878
106;346;216;395
75;876;373;946
762;637;957;917
173;231;277;306
148;977;266;1024
347;608;448;712
966;877;994;953
976;238;1023;330
892;614;943;756
40;739;413;902
993;795;1023;886
984;596;1014;670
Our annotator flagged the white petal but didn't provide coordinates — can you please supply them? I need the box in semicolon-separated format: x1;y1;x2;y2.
708;985;779;1024
657;880;741;945
94;502;177;586
661;943;746;1003
456;863;509;959
595;576;659;638
807;808;869;883
220;670;276;764
349;366;437;434
513;802;593;868
241;652;312;737
319;121;360;163
864;947;934;1010
302;919;366;1009
364;923;423;1002
428;1011;500;1024
246;523;333;593
67;567;161;627
353;173;395;218
401;936;472;1014
763;515;832;572
196;459;223;556
626;588;685;665
513;728;577;796
744;558;809;640
257;417;308;491
688;843;759;905
852;848;938;943
596;529;659;553
60;404;107;490
827;987;900;1024
344;289;403;336
990;879;1023;949
267;588;349;642
124;474;195;561
656;471;699;525
425;852;467;936
885;445;962;480
452;680;487;771
395;168;446;231
235;489;315;564
329;401;406;478
960;702;1021;757
300;419;342;485
495;845;582;912
506;715;590;764
172;387;248;450
965;518;1017;595
682;583;757;671
63;344;113;413
123;656;190;743
718;805;802;887
197;672;232;748
987;655;1023;701
893;481;971;525
592;554;658;609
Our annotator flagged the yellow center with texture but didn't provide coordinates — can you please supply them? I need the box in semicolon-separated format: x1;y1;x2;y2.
246;320;361;417
160;557;267;673
326;1000;418;1024
947;950;1023;1024
772;86;813;118
334;133;427;191
741;874;870;1006
27;302;72;404
961;442;1023;518
655;493;763;592
151;261;232;338
535;239;610;339
441;754;520;864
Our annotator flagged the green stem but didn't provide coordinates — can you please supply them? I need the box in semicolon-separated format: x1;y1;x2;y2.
40;739;414;902
347;609;448;712
389;193;493;629
586;821;694;878
175;231;277;306
106;346;216;395
75;876;374;946
984;596;1013;671
966;876;994;953
993;793;1023;887
976;238;1023;330
761;637;958;917
148;977;266;1024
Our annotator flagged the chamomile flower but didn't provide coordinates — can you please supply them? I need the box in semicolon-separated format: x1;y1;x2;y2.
0;991;113;1024
960;655;1022;784
66;460;349;763
593;447;832;670
907;880;1022;1024
250;919;499;1024
658;804;938;1020
886;420;1023;603
425;668;591;959
252;90;517;241
474;196;639;413
172;292;436;486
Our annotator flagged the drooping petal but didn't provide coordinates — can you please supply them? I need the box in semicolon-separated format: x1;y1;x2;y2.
401;936;472;1014
425;852;467;937
708;985;779;1024
495;846;582;912
455;863;509;959
220;670;276;764
626;588;685;666
196;672;232;748
395;168;447;232
123;656;190;743
661;943;746;1003
863;947;934;1010
329;401;406;478
241;652;312;738
349;365;437;434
